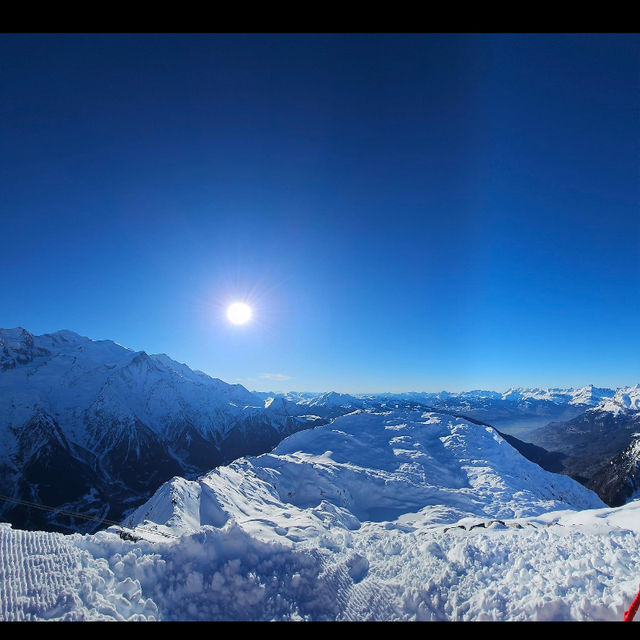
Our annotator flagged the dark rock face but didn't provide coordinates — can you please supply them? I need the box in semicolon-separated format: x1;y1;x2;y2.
0;328;51;370
164;422;225;473
219;414;327;464
529;409;640;459
94;417;184;494
586;438;640;507
525;409;640;506
0;410;320;534
1;412;106;532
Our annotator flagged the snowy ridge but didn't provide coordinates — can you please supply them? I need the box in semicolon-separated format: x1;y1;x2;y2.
596;385;640;415
287;391;365;417
0;327;265;440
125;409;604;539
0;327;317;532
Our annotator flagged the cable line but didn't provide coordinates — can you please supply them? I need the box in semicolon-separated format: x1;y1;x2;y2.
0;493;178;540
0;493;121;526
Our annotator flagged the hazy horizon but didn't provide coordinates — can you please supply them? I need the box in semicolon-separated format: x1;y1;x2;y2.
2;323;636;396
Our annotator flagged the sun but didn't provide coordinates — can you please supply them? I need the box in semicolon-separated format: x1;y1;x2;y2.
226;302;253;325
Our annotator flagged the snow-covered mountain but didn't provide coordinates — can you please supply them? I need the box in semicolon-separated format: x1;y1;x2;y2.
596;384;640;414
4;407;640;622
124;408;604;537
529;385;640;458
351;386;616;438
588;435;640;507
500;385;615;406
527;385;640;504
284;391;366;417
0;327;323;532
252;390;367;419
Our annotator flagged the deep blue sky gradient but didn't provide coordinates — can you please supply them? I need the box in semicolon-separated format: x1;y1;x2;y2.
1;34;638;392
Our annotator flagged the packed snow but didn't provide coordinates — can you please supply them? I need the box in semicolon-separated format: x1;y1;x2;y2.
2;408;640;621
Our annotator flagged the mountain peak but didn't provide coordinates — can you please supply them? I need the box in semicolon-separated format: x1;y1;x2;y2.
595;385;640;414
47;329;87;341
0;327;48;370
0;326;34;342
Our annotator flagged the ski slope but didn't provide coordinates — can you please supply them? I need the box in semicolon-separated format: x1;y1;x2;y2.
1;409;640;621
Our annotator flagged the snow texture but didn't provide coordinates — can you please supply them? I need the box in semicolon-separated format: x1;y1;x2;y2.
2;409;639;621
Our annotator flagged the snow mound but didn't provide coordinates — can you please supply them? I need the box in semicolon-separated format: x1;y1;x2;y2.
124;410;604;539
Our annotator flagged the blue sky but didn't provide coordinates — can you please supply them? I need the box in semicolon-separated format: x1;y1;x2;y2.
1;33;638;393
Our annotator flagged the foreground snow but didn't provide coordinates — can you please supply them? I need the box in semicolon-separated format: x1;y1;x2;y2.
1;410;639;621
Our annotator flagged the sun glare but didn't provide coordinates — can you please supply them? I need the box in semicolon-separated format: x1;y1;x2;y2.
226;302;253;325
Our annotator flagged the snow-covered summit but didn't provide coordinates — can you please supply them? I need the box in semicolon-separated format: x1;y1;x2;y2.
1;326;50;370
293;391;364;413
126;409;604;539
596;385;640;415
501;385;615;406
0;327;266;441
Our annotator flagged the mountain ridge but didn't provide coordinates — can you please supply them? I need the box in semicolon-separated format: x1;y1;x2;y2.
0;327;324;532
2;326;638;531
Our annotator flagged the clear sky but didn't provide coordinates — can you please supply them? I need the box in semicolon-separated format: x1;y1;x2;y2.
1;33;638;393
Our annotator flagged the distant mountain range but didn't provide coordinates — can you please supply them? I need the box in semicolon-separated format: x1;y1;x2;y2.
526;385;640;505
252;387;640;508
361;387;618;437
253;386;618;438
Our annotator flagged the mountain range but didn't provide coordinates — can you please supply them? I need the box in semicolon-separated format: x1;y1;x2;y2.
1;326;640;620
526;385;640;504
0;327;323;532
1;326;638;534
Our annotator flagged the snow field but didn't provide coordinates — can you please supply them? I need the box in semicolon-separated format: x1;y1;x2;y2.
355;521;638;621
0;523;158;621
3;509;640;621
